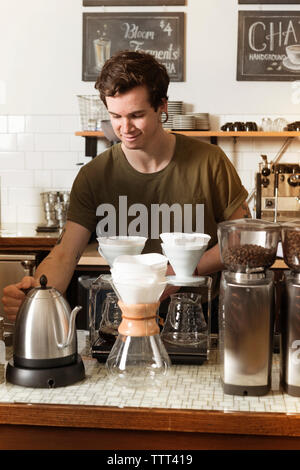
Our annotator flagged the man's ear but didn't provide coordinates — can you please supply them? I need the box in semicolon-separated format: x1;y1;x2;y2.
160;98;168;113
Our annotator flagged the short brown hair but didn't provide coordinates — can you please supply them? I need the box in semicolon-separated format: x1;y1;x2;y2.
95;50;169;111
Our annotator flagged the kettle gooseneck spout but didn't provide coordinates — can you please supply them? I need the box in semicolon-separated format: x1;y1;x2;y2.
58;306;82;349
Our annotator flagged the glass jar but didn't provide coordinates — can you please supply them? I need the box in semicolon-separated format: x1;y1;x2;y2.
217;219;281;273
281;221;300;272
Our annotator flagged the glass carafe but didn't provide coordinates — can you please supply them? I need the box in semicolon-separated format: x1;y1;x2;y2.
161;292;207;350
98;292;122;345
88;274;114;346
106;301;171;388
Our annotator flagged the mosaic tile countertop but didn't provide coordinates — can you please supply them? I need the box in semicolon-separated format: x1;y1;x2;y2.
0;331;300;415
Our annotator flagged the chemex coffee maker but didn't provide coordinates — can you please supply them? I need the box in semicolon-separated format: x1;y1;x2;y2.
280;221;300;396
106;252;171;387
217;219;280;396
256;155;300;222
89;236;147;358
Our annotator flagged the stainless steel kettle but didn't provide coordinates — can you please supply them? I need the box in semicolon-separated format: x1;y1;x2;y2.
13;274;82;369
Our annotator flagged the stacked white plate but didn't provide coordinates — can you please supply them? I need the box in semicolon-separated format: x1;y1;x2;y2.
187;113;210;130
172;114;196;130
164;101;183;129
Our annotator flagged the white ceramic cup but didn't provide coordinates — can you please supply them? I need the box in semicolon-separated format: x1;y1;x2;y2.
286;44;300;65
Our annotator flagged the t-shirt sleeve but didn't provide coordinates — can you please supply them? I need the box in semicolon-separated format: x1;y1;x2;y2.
67;167;97;233
212;148;248;222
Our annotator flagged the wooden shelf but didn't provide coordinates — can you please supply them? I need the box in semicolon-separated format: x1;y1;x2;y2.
75;130;300;157
75;130;300;138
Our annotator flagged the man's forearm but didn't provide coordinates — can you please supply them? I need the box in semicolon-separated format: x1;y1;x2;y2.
34;247;79;294
196;243;224;276
33;221;91;294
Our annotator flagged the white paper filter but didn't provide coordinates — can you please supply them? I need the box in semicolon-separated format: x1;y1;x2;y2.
111;253;168;303
97;236;147;267
160;232;211;248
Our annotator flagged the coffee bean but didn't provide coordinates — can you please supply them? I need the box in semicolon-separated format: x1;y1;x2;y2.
223;244;276;271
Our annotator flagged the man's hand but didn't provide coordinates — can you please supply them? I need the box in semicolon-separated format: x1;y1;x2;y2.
2;276;38;322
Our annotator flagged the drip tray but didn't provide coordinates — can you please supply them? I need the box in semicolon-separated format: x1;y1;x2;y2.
92;335;208;365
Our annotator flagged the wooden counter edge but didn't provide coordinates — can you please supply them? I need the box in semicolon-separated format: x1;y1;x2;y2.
0;403;300;437
0;237;57;251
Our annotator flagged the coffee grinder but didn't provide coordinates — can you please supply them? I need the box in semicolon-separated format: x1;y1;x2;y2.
217;219;280;396
280;221;300;396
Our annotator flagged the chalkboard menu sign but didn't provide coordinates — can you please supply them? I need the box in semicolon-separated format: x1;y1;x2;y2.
83;0;186;4
237;11;300;81
82;13;184;82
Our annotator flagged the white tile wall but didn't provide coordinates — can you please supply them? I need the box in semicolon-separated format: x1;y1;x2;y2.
0;114;86;225
0;113;299;224
0;117;7;133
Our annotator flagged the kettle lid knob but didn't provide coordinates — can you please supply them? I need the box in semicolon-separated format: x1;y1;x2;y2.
40;275;48;289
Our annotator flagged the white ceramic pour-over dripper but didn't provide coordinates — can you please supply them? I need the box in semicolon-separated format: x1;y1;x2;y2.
97;236;147;267
160;233;211;284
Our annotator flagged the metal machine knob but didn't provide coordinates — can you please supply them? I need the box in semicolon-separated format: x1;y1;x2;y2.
262;167;271;177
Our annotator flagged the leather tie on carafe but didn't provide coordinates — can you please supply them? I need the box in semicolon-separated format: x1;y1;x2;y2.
117;301;160;337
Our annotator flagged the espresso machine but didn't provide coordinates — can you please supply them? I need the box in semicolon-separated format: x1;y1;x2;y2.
280;221;300;396
256;156;300;222
218;219;280;396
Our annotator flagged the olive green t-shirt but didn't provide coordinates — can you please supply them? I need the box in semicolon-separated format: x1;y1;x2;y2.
67;134;248;299
68;133;247;252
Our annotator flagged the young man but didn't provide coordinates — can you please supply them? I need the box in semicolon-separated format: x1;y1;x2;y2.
2;51;250;323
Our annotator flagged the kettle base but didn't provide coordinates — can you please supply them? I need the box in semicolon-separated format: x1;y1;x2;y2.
5;354;85;388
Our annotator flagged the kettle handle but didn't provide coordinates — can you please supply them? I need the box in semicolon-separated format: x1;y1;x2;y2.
20;288;32;295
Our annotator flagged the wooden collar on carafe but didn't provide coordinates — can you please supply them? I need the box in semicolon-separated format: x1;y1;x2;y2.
117;301;160;337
